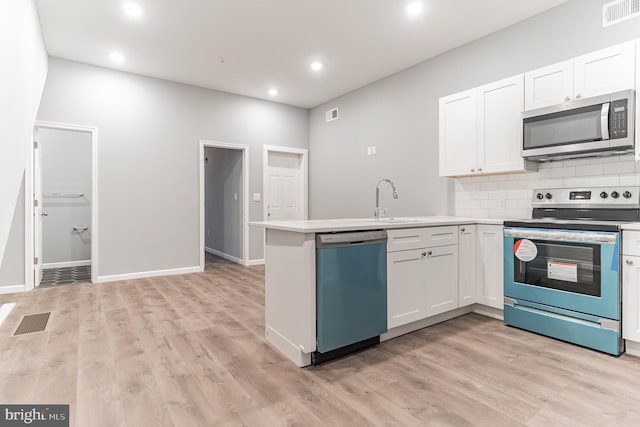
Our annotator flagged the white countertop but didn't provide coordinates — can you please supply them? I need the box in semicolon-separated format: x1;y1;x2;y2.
250;216;505;233
621;223;640;230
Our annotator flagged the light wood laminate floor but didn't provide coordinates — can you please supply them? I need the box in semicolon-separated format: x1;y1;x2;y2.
1;254;640;426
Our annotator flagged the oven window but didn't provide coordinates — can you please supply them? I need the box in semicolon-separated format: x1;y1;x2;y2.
513;239;601;297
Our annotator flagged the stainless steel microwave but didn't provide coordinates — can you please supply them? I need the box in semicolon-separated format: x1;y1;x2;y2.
522;89;635;161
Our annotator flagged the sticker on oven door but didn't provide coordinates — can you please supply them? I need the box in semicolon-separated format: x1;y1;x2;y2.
547;261;578;283
514;239;537;262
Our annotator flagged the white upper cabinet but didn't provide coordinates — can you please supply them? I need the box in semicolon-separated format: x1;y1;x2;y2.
477;75;526;174
524;60;573;110
525;41;636;110
439;75;534;177
439;89;477;177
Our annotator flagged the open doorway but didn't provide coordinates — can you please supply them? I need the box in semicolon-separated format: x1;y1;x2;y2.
31;123;98;288
199;141;249;270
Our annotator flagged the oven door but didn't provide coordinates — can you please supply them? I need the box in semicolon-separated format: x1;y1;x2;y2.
503;227;620;320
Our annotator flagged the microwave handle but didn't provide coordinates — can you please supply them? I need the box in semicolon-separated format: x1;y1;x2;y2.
601;102;610;140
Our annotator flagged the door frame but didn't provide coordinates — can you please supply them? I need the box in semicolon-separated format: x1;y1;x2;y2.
27;121;99;290
199;140;249;268
262;145;309;222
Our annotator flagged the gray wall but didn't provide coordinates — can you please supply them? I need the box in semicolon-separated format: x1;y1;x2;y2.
40;128;92;265
0;0;48;290
308;0;640;219
37;58;309;277
204;147;242;260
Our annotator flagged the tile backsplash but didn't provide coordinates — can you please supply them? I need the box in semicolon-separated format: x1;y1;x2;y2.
453;154;640;219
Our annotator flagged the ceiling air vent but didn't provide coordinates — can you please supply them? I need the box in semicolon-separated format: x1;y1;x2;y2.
603;0;640;27
326;108;339;122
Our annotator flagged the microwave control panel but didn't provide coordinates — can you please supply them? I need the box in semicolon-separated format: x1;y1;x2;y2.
610;99;628;139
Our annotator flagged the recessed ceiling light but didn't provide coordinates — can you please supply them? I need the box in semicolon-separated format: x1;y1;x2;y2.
123;2;143;19
268;88;278;96
406;1;424;16
311;62;323;71
110;52;125;63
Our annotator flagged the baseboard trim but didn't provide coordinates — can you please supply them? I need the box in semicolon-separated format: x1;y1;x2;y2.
625;340;640;358
95;266;202;284
205;247;243;265
43;260;91;269
473;304;504;320
0;285;26;295
246;258;265;266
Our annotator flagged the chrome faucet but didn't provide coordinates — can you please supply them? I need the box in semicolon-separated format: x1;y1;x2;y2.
374;178;399;219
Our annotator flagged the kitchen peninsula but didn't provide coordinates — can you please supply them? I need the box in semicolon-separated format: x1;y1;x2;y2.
251;216;504;367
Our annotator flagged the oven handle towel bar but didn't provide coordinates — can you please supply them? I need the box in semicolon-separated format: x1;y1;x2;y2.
612;233;619;272
503;227;617;243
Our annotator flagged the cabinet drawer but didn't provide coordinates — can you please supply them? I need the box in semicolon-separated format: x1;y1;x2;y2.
387;228;428;252
387;226;459;252
424;226;458;247
624;231;640;256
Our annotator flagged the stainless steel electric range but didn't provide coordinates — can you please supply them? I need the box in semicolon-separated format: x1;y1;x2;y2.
503;186;640;355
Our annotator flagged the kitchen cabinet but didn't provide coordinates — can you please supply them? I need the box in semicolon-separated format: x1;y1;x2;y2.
525;41;635;110
476;224;504;309
387;226;458;328
438;89;477;177
623;230;640;343
458;225;476;308
439;75;535;177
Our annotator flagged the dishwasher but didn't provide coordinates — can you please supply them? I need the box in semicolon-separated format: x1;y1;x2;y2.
314;230;388;365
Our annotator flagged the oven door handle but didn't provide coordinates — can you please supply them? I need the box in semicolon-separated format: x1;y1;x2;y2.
504;227;617;244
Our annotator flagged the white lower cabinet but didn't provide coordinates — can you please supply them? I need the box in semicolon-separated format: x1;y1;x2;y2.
387;224;503;330
476;225;504;309
387;249;427;328
458;225;476;307
424;245;459;317
387;227;458;328
622;255;640;342
622;230;640;342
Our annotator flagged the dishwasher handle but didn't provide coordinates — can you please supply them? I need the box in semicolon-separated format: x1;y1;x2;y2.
316;230;387;248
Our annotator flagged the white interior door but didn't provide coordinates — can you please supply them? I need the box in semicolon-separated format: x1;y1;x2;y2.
33;129;43;286
267;152;301;221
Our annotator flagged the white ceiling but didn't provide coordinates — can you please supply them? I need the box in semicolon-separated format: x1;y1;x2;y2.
35;0;567;109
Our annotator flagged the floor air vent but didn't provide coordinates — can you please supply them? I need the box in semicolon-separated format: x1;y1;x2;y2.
603;0;640;27
14;312;51;335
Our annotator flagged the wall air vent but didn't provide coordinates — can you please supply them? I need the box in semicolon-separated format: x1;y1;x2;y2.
603;0;640;27
326;108;339;122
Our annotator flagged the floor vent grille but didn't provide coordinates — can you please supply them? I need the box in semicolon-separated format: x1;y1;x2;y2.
14;312;51;335
603;0;640;27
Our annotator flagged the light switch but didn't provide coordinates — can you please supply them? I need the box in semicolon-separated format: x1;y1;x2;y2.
367;147;372;156
371;146;377;155
253;193;261;202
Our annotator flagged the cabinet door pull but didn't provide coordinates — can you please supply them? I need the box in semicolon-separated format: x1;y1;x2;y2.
627;259;634;265
461;227;466;232
564;96;571;102
427;251;432;256
422;251;427;257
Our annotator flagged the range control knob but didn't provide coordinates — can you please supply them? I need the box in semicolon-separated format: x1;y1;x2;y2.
600;191;608;199
624;191;632;198
536;193;544;200
545;193;552;199
611;191;620;199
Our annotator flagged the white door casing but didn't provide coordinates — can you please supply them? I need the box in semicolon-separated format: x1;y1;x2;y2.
33;128;43;287
199;140;249;268
30;122;98;288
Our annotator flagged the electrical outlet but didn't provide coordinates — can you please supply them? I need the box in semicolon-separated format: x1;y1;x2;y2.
371;146;376;155
367;147;372;156
498;199;506;209
253;193;261;202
